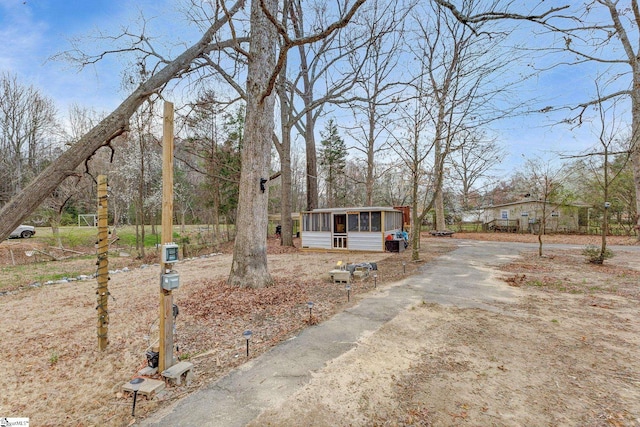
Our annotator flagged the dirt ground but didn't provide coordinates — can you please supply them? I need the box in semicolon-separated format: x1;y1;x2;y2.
1;232;639;426
252;234;640;426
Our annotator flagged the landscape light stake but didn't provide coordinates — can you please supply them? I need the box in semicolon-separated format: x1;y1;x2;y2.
129;377;145;417
346;283;351;302
243;330;252;357
373;273;377;289
307;301;314;320
403;261;406;274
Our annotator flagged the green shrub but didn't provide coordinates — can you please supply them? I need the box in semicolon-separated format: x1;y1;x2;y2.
582;245;614;264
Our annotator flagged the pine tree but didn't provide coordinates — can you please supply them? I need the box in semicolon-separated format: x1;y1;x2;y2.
319;119;347;207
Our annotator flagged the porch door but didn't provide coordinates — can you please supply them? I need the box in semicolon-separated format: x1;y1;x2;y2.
333;214;347;248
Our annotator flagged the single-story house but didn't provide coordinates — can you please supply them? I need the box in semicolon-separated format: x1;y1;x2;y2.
481;199;590;233
300;207;406;252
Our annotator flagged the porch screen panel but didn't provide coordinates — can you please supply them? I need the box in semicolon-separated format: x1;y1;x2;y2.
371;212;381;231
385;211;402;230
348;214;359;232
321;213;331;231
303;213;311;231
360;212;370;231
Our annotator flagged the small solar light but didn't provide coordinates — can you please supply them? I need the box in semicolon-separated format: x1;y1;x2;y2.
373;273;378;288
129;377;145;417
346;283;351;302
307;301;314;320
403;261;406;274
243;330;253;357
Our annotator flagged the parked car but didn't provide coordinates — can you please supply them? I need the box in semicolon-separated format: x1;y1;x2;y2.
9;225;36;238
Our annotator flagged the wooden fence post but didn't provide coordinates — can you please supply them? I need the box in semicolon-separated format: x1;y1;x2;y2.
97;175;109;351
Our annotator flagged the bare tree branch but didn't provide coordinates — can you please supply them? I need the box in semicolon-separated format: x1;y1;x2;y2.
434;0;570;28
258;0;366;102
0;0;246;240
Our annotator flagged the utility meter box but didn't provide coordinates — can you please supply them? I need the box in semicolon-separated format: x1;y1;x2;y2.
161;272;180;291
161;243;179;264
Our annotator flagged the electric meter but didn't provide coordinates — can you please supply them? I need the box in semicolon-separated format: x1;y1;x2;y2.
161;243;179;264
161;272;180;291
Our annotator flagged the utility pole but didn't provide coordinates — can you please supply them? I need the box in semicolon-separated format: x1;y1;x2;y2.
159;102;175;371
96;175;109;350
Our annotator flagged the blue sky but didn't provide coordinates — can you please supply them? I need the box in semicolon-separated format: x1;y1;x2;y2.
0;0;628;173
0;0;181;113
1;0;122;110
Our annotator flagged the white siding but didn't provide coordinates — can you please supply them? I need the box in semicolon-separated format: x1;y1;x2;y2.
301;231;332;249
348;232;384;251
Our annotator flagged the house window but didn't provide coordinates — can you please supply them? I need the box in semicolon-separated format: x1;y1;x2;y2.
521;212;529;217
500;210;509;219
551;211;559;217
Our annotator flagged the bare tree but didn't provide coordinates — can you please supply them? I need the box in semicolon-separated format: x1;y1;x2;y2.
412;0;530;232
179;92;242;243
283;0;369;211
131;100;162;257
226;0;279;287
568;81;630;262
0;1;246;241
273;0;296;247
342;0;410;206
222;0;365;286
541;0;640;239
266;0;375;245
449;129;505;210
388;89;438;261
0;72;58;204
516;157;568;256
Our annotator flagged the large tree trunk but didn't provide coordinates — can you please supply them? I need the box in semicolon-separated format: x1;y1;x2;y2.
278;115;295;247
433;107;448;232
365;103;375;206
632;145;640;240
304;104;318;211
434;188;446;230
0;2;243;241
632;79;640;241
411;172;420;262
280;149;294;247
276;4;294;248
299;45;318;211
228;0;277;288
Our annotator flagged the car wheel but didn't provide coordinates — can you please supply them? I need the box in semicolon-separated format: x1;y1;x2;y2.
21;230;33;238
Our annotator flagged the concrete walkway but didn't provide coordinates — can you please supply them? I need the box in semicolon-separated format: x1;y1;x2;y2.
140;240;634;426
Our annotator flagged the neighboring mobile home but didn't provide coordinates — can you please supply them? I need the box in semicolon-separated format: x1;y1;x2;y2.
482;199;590;233
300;207;406;252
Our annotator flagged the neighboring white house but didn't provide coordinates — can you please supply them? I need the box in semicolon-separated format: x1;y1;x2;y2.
481;199;590;233
300;207;406;252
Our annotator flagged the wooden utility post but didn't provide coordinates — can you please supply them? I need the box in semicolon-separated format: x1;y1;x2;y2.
96;175;109;351
159;102;175;372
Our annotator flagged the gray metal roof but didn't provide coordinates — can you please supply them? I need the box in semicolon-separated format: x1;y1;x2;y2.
302;207;402;213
